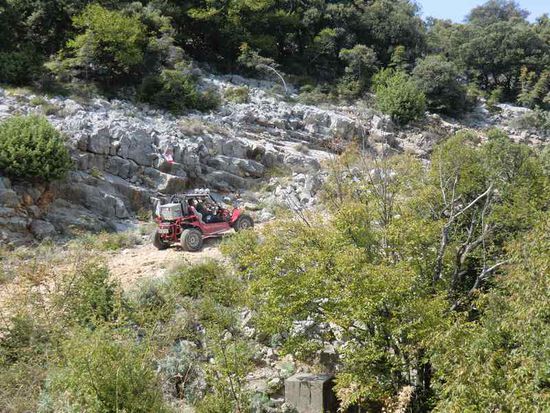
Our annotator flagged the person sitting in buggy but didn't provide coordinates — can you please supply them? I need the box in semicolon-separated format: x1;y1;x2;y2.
189;198;223;223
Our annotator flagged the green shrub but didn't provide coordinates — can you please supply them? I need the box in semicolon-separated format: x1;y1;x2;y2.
373;69;426;124
63;4;147;84
224;86;250;103
129;279;176;327
510;109;550;136
75;230;142;251
0;360;47;413
0;314;50;364
156;341;205;402
0;47;42;86
0;314;53;412
0;115;72;181
42;328;170;413
297;84;336;105
487;87;504;109
412;55;468;115
138;69;220;113
169;260;241;307
57;262;120;328
518;68;550;110
30;96;61;115
195;337;254;413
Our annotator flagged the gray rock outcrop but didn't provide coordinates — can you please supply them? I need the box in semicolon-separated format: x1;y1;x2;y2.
0;74;545;244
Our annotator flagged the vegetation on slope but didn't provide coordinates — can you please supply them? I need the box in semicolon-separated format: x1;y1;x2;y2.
0;129;548;411
221;130;550;411
1;0;548;120
0;115;72;181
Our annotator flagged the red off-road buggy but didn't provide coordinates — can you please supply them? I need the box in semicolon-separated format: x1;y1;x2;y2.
153;190;253;251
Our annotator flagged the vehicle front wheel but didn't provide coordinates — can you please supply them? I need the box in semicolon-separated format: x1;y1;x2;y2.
233;214;254;232
181;228;203;252
153;230;170;250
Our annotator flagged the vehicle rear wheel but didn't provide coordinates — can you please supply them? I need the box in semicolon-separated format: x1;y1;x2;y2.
181;228;203;252
233;214;254;232
153;230;170;250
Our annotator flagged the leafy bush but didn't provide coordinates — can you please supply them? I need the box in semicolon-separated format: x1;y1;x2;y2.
0;313;51;412
195;337;254;413
224;86;250;103
297;84;336;105
373;69;426;124
510;109;550;137
169;260;242;307
29;96;61;115
42;328;170;413
0;314;51;365
338;44;378;98
0;115;72;181
518;68;550;109
62;4;147;83
412;55;468;115
128;279;176;327
138;69;220;113
487;86;504;109
432;217;550;412
0;47;42;85
57;262;121;328
156;341;205;402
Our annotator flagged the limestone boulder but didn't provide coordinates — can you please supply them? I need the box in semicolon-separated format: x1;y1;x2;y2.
30;219;56;239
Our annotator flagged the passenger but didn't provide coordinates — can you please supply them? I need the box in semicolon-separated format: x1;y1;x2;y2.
188;199;205;223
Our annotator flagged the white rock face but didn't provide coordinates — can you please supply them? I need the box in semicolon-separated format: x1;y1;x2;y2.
0;76;545;244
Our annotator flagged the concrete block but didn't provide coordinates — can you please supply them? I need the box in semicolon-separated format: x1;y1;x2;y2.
285;373;338;413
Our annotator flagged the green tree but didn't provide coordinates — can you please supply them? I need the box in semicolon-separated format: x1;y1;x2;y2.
338;44;378;97
57;4;147;84
373;69;426;124
518;67;550;109
138;68;220;113
412;55;468;115
432;215;550;412
222;133;549;410
362;0;426;64
0;46;43;85
0;115;72;181
467;0;529;25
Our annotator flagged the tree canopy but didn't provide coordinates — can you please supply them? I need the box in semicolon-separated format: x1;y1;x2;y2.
222;131;550;411
0;0;548;113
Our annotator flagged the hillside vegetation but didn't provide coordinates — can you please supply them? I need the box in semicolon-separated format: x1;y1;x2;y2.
1;0;549;118
1;130;549;412
0;1;549;412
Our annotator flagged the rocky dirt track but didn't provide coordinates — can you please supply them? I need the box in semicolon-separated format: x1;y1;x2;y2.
107;236;225;290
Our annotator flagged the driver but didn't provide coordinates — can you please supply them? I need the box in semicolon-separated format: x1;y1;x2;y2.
196;198;223;223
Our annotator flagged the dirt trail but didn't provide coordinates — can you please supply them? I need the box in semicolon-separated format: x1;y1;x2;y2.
107;237;226;290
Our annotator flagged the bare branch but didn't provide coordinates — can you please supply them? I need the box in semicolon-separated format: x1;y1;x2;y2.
433;183;495;285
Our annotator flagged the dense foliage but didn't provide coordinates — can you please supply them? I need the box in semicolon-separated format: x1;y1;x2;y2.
222;131;550;411
1;0;548;118
373;69;426;124
0;240;254;412
137;68;220;113
412;55;468;115
432;217;550;412
0;115;72;181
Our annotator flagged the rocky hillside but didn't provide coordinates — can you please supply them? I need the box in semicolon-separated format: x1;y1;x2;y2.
0;75;546;245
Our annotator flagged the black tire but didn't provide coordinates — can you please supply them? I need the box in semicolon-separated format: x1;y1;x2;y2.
233;214;254;232
153;230;170;250
181;228;203;252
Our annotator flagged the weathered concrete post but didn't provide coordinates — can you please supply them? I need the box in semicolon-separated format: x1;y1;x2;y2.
285;373;338;413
